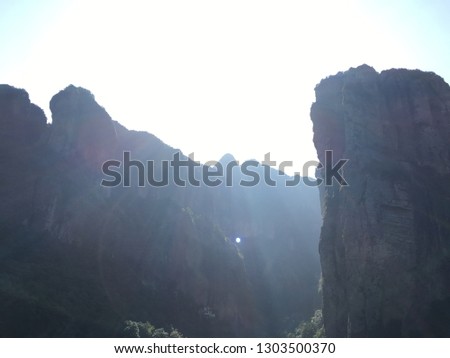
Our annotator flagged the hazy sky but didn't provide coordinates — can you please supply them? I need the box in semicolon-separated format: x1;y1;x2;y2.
1;0;449;174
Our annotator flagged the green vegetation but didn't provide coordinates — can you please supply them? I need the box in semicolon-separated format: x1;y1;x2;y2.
287;310;325;338
121;321;183;338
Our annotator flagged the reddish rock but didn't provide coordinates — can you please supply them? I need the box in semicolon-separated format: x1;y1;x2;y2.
311;65;450;337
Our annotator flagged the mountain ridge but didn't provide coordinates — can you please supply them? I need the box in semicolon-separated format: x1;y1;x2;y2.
0;84;321;337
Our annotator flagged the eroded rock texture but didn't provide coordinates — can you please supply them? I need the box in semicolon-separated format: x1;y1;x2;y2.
311;65;450;337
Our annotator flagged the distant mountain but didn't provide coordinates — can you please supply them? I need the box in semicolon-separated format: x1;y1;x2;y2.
0;84;321;337
311;65;450;337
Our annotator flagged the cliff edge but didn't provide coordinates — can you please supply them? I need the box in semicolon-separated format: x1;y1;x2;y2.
311;65;450;337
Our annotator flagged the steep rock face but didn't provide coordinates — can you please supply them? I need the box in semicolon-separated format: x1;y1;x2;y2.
0;85;321;337
0;84;46;143
311;65;450;337
0;85;48;235
49;85;118;169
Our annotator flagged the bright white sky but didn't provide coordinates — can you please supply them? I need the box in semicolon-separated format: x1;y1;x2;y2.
1;0;449;174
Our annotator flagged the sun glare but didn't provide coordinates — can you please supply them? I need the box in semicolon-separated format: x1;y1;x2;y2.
1;1;449;175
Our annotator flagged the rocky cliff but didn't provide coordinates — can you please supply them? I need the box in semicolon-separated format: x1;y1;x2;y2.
0;84;321;337
311;65;450;337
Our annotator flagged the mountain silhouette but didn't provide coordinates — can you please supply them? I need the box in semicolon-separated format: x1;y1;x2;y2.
0;84;321;337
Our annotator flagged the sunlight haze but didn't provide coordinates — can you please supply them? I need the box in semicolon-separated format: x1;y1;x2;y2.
1;0;449;174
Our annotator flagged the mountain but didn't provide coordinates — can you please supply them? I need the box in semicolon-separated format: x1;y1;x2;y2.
0;84;321;337
311;65;450;337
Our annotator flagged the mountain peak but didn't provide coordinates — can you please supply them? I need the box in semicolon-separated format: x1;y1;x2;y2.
48;85;117;166
219;153;237;165
0;84;47;143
